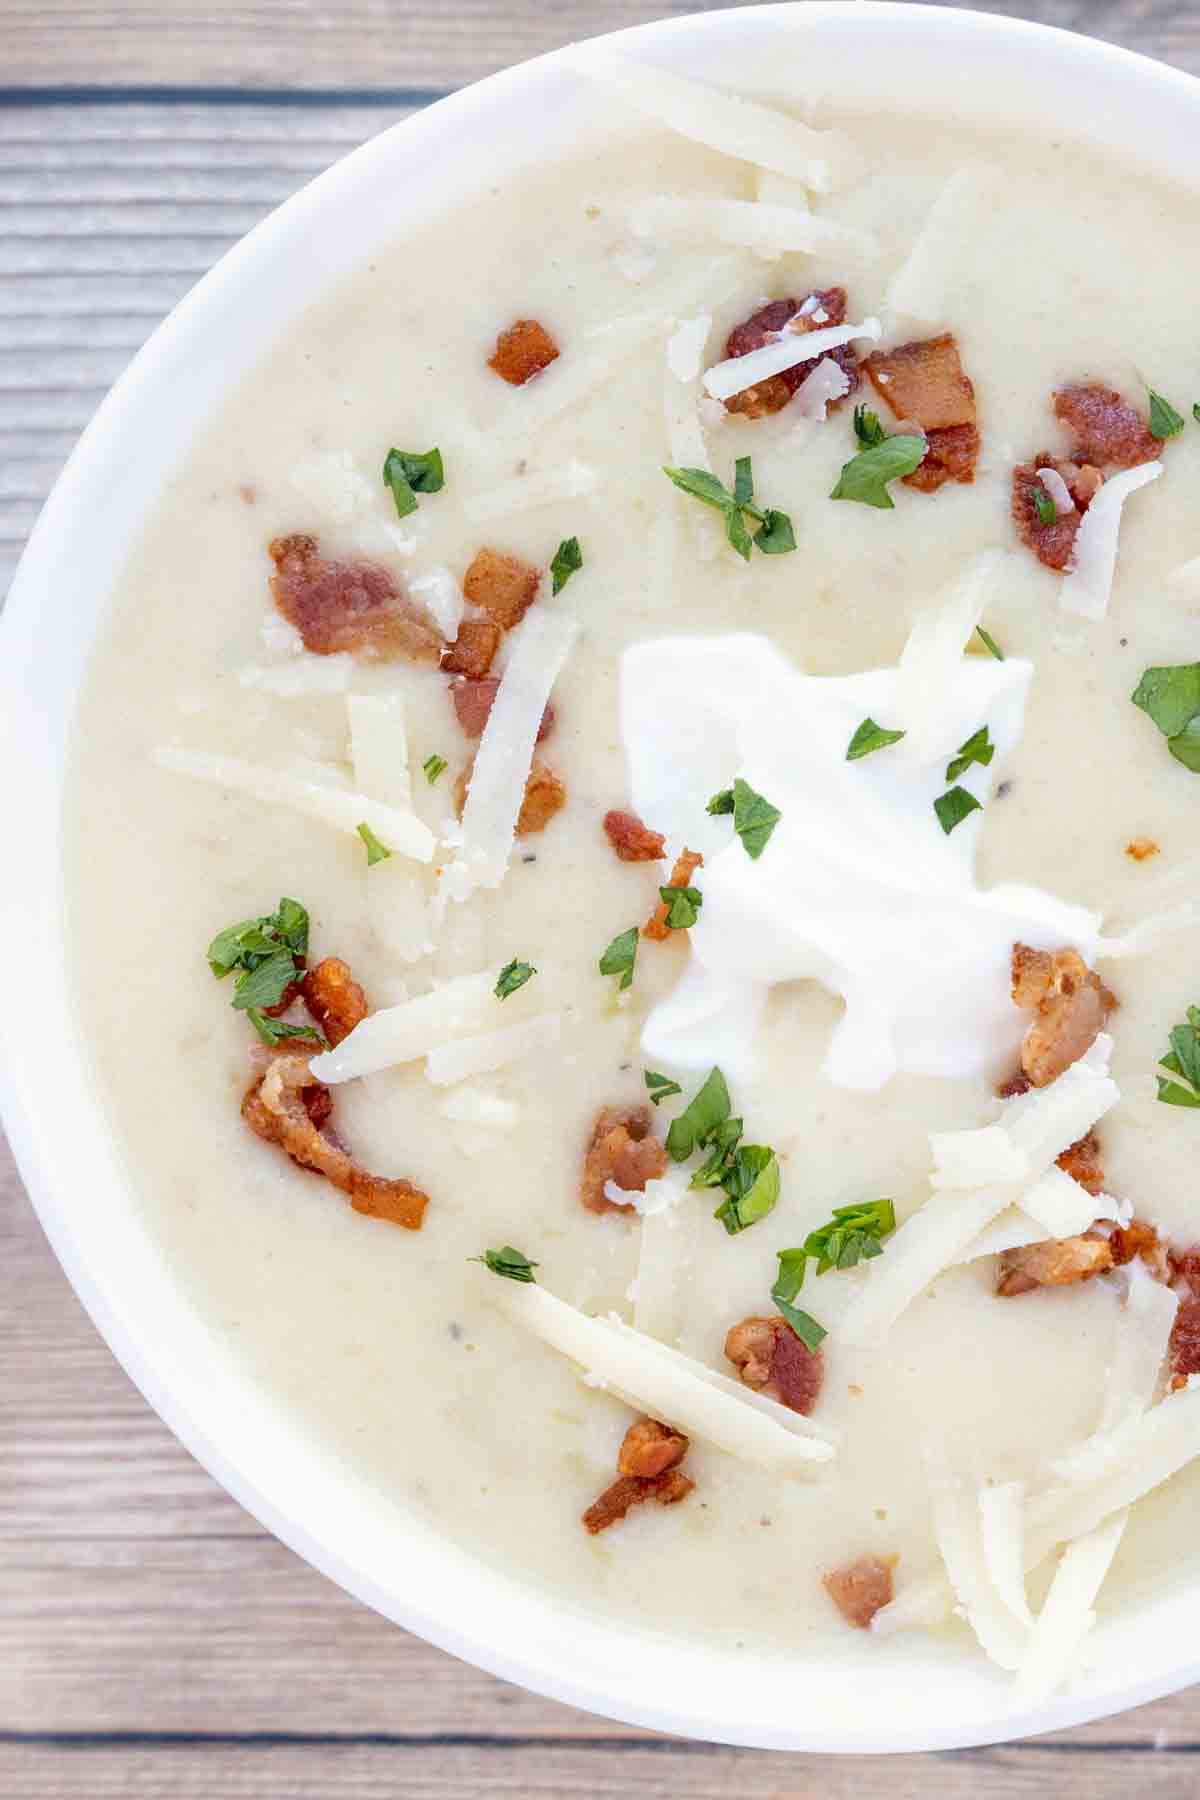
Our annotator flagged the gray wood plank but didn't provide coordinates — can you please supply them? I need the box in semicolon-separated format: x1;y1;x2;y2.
4;0;1199;91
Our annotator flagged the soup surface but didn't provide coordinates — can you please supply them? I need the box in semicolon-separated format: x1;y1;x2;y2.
69;67;1200;1688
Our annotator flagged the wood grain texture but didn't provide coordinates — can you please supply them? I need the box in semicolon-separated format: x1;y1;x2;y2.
3;0;1199;91
4;1;1200;1792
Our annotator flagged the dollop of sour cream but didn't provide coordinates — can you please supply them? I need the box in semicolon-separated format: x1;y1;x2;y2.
621;633;1100;1091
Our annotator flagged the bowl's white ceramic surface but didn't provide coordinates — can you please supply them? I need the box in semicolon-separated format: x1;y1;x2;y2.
3;2;1199;1753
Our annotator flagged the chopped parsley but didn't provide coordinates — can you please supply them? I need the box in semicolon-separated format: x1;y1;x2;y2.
705;777;781;859
658;883;703;930
356;821;391;866
664;1066;779;1234
550;535;583;594
1194;404;1200;427
1149;389;1185;440
1157;1006;1200;1108
382;446;445;519
599;925;639;991
771;1251;828;1352
852;404;888;450
1132;663;1200;773
423;753;448;784
665;1067;732;1162
207;897;308;1014
945;725;994;784
663;458;797;562
471;1246;538;1282
712;1145;780;1236
975;625;1005;662
644;1070;682;1105
847;717;906;761
790;1198;897;1284
1032;485;1057;527
248;1011;326;1050
495;958;536;1000
934;785;983;835
830;432;926;510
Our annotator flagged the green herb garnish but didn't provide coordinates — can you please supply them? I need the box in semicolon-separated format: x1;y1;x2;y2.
847;718;906;761
830;433;926;509
663;1067;780;1233
787;1198;897;1284
853;404;888;450
665;1067;732;1162
1157;1006;1200;1107
247;1011;326;1050
207;897;308;1013
382;446;445;519
934;785;983;835
1032;485;1057;527
471;1246;538;1282
658;884;703;930
599;926;639;991
706;776;781;859
945;725;994;784
1149;389;1185;440
550;535;583;594
423;753;448;785
495;958;536;1000
771;1251;828;1352
356;821;392;866
644;1070;682;1105
1194;404;1200;427
712;1145;780;1236
975;625;1005;662
1132;663;1200;772
663;458;796;562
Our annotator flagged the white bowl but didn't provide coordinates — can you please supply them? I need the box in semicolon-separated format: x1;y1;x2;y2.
3;2;1199;1753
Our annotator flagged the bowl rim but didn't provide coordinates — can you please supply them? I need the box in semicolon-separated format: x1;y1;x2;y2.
4;0;1200;1754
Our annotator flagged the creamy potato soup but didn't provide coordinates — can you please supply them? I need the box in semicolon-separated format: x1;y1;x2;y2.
70;61;1200;1698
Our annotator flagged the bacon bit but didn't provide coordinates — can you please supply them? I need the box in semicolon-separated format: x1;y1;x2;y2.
1169;1246;1200;1293
442;618;501;678
244;1053;428;1229
582;1467;695;1534
488;318;559;386
1054;383;1163;469
1056;1130;1104;1197
617;1416;689;1479
866;334;977;432
905;423;980;493
723;290;858;419
1011;459;1092;572
996;1233;1114;1297
268;533;443;663
725;1316;824;1416
1110;1217;1164;1271
603;809;666;863
462;546;542;630
1169;1298;1200;1392
643;847;703;941
452;757;565;836
997;1070;1032;1099
300;957;368;1049
580;1105;669;1215
1011;944;1116;1088
449;676;554;742
823;1556;897;1629
1126;837;1160;862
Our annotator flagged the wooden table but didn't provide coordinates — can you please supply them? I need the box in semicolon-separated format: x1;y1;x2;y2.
3;3;1199;1793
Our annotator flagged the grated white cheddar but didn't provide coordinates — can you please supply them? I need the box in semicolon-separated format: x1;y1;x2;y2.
930;1123;1029;1191
790;356;851;422
893;549;1009;753
310;970;500;1082
886;164;1002;323
1015;1513;1127;1705
666;313;712;384
702;315;881;402
926;1445;1029;1669
410;566;465;640
1019;1163;1100;1239
1060;462;1162;621
348;693;413;810
979;1480;1034;1628
424;1012;562;1086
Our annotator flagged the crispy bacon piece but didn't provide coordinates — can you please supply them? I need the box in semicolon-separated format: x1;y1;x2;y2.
1056;1130;1104;1197
300;957;368;1049
643;847;703;941
442;618;501;679
449;676;554;742
1170;1245;1200;1293
462;546;542;630
1011;944;1115;1088
603;809;666;864
243;1053;428;1229
1126;838;1160;862
1011;457;1101;572
582;1467;695;1534
865;334;979;492
453;757;566;836
1109;1218;1167;1277
1169;1298;1200;1392
1054;383;1162;469
580;1105;669;1215
996;1233;1113;1297
268;533;443;663
617;1416;689;1479
724;1316;824;1416
488;318;559;386
722;290;858;419
997;1070;1032;1099
823;1556;896;1629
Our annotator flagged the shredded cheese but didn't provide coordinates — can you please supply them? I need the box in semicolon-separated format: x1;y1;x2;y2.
436;1086;519;1131
462;459;598;524
1014;1513;1127;1704
925;1445;1029;1669
1060;462;1162;621
893;549;1010;754
886;164;1002;323
310;971;500;1082
152;746;435;862
348;693;412;809
702;315;881;402
410;566;465;640
1050;1270;1180;1483
666;313;712;384
930;1124;1029;1191
1020;1164;1101;1240
790;357;851;422
629;193;875;260
979;1480;1034;1629
492;1281;835;1469
424;1012;562;1085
